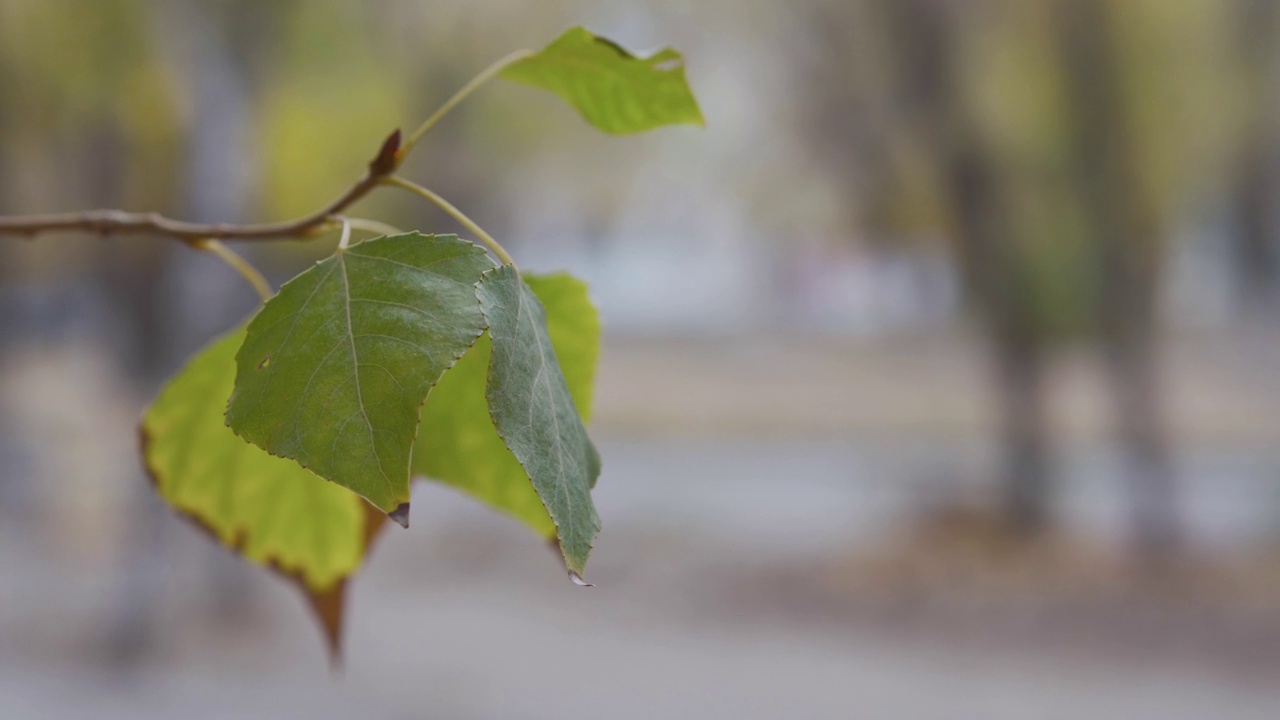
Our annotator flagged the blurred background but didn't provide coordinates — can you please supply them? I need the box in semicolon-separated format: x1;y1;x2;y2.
3;0;1280;717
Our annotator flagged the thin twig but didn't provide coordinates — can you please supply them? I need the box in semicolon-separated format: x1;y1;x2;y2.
0;129;403;241
0;46;527;244
0;43;529;269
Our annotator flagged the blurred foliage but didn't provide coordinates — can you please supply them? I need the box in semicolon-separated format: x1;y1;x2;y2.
803;0;1265;340
1;0;1277;335
256;3;407;220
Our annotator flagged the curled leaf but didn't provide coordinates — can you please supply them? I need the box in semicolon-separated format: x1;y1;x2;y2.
502;26;705;134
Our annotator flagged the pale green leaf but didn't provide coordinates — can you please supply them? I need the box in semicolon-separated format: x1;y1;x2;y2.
415;272;601;541
142;326;385;658
225;233;495;524
524;272;602;424
475;266;602;575
502;26;704;134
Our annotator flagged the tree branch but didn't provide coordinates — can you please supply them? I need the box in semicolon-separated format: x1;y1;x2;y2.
0;129;403;242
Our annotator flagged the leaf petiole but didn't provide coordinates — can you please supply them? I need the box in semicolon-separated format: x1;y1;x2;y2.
336;217;353;250
191;238;273;303
398;49;535;159
380;175;517;267
339;217;404;237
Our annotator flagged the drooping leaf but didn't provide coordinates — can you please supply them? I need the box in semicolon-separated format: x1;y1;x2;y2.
474;266;602;576
415;272;601;543
141;326;387;660
225;233;495;526
502;26;704;135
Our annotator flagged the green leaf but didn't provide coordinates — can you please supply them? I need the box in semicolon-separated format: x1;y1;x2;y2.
474;266;602;576
415;272;601;543
141;326;386;660
225;233;494;525
502;26;704;134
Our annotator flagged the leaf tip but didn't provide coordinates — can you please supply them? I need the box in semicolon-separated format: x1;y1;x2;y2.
388;502;411;529
548;539;594;586
298;580;348;670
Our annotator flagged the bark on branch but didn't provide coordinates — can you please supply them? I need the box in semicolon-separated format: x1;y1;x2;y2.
0;129;402;242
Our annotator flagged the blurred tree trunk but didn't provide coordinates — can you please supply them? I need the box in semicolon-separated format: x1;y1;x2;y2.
169;0;262;627
94;134;174;666
946;142;1052;534
923;4;1054;536
1234;154;1280;307
824;0;1059;535
1059;0;1180;559
1232;0;1280;311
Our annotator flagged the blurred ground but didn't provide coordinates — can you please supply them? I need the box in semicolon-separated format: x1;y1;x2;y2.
2;330;1279;719
597;329;1280;447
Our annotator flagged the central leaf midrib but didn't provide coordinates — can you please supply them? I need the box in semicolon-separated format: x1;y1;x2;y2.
516;279;577;538
338;249;394;499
